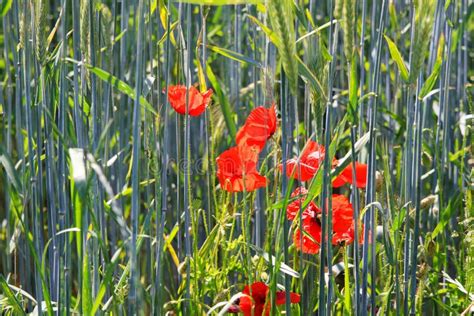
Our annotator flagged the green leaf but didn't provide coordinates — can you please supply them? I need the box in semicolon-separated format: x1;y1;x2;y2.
432;193;462;239
91;248;122;314
0;146;21;194
176;0;263;4
419;60;442;100
348;57;358;122
206;64;237;138
419;34;444;100
0;0;12;16
82;250;92;315
207;45;263;68
384;35;409;82
65;58;157;116
0;274;26;315
247;15;282;48
296;55;326;99
343;251;351;312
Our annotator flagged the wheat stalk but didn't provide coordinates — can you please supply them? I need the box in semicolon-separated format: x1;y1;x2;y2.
342;0;355;62
410;0;435;83
34;0;48;65
267;0;298;94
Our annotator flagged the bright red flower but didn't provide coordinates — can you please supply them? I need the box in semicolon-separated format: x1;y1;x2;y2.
286;187;321;221
331;194;357;244
216;146;266;193
332;162;368;188
236;103;277;151
235;282;300;316
282;141;326;181
167;85;213;116
292;194;363;254
293;217;322;254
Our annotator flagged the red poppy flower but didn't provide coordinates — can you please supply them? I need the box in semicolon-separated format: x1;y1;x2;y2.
234;282;300;316
286;187;321;221
293;217;322;254
331;194;358;244
216;146;267;193
167;85;213;116
236;103;277;151
282;141;326;181
332;162;368;188
292;194;363;254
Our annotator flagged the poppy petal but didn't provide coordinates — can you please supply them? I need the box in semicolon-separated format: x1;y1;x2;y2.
294;217;322;254
287;187;320;220
332;174;347;187
283;141;326;181
236;104;278;151
275;291;301;305
167;85;212;116
331;194;356;245
216;147;267;193
341;162;368;188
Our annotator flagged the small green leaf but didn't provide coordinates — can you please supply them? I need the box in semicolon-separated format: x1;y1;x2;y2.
247;15;282;48
348;57;358;123
432;193;462;239
419;59;442;100
0;274;26;315
419;34;444;100
384;35;409;82
207;45;263;68
0;146;21;194
296;55;326;99
206;64;237;138
0;0;12;16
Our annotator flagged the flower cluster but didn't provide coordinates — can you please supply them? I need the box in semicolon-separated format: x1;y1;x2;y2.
228;282;300;316
281;141;367;254
289;190;363;254
167;91;368;312
216;103;277;193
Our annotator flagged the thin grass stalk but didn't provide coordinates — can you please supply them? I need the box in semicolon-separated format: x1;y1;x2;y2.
129;0;145;312
155;0;173;310
37;64;57;303
280;69;292;316
118;0;130;235
349;126;360;315
2;11;13;277
149;0;161;312
32;8;47;305
409;74;423;314
71;0;86;147
200;5;213;243
183;3;193;313
21;2;44;312
233;5;241;112
12;2;30;300
318;3;336;315
88;3;103;302
99;5;113;299
357;0;368;138
361;0;386;314
439;9;455;301
325;18;338;316
57;0;72;313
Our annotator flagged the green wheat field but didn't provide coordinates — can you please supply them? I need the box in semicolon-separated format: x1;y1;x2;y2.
0;0;473;315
